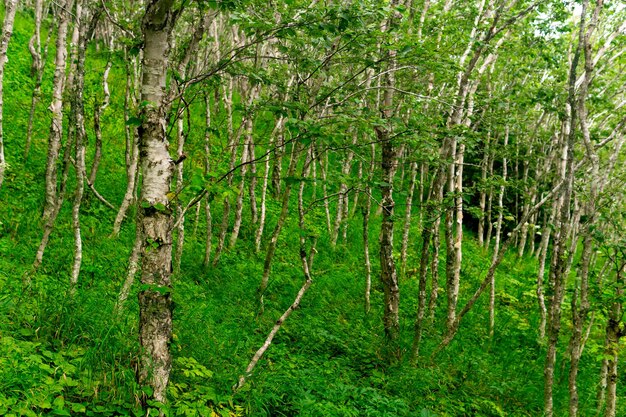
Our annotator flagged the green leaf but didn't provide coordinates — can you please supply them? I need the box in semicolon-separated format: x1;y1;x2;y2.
125;116;142;127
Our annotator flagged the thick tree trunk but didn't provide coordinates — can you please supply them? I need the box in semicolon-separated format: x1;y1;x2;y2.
0;0;17;190
136;0;181;405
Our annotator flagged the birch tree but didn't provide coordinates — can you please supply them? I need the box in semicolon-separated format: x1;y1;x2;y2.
136;0;182;405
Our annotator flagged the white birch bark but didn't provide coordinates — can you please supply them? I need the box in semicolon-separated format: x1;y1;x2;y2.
137;0;181;405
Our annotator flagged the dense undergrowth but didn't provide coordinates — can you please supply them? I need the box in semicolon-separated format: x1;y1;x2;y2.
0;8;623;417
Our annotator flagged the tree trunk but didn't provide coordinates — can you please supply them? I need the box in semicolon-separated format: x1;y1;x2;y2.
137;0;181;405
400;161;418;276
489;127;508;337
42;0;74;222
70;2;100;290
259;142;300;310
89;59;111;186
203;93;213;267
24;1;51;160
112;51;139;236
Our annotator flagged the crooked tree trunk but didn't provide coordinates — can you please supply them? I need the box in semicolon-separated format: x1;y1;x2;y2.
136;0;181;405
258;142;300;311
0;0;17;190
235;150;314;391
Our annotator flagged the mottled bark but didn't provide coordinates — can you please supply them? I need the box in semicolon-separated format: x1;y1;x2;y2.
544;21;582;413
137;0;181;405
42;0;74;222
89;59;112;186
70;3;101;290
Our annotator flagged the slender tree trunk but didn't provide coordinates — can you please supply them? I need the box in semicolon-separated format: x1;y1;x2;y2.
255;118;282;252
569;5;603;414
117;213;143;312
428;212;441;321
477;136;490;248
258;142;300;311
173;116;186;274
70;2;100;290
489;128;508;337
30;0;75;276
89;59;111;185
230;84;256;248
203;94;213;267
319;151;332;236
213;78;239;266
331;134;356;246
400;161;418;276
42;0;73;222
112;52;139;236
235;150;314;391
536;200;555;341
25;3;51;160
0;0;17;190
544;34;582;416
377;0;400;345
484;159;494;248
362;143;375;314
